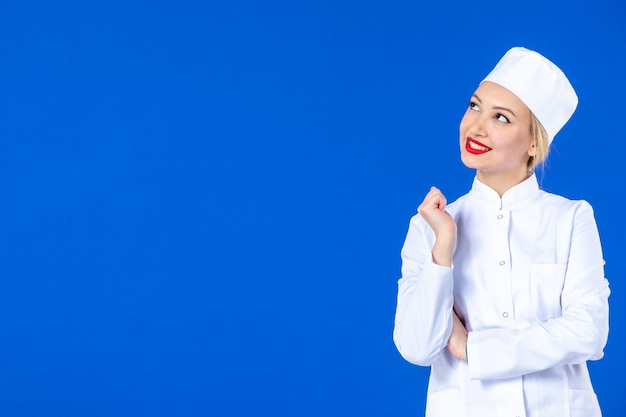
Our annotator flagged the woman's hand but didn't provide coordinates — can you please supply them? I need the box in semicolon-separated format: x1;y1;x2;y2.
447;310;468;361
418;186;457;266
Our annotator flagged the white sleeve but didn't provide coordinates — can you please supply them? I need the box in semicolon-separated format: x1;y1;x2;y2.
467;201;610;380
393;214;455;366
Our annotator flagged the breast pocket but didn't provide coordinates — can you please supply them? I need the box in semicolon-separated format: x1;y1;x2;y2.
529;264;567;320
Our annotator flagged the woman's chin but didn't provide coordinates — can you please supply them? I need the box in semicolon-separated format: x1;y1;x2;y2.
460;153;480;169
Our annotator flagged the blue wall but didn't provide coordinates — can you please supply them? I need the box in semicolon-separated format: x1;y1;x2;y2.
0;1;624;415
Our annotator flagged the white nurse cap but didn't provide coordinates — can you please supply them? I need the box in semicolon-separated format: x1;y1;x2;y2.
482;46;578;143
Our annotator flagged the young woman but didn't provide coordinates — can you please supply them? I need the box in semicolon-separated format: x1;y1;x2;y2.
393;47;610;417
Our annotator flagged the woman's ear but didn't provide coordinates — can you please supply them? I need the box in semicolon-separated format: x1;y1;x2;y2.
528;142;537;157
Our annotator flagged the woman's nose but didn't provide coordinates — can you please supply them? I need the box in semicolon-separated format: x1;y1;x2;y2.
468;115;487;137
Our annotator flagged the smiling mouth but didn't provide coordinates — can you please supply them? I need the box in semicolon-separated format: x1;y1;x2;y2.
466;137;492;155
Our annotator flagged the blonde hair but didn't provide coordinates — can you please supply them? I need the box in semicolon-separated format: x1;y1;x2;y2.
528;112;549;171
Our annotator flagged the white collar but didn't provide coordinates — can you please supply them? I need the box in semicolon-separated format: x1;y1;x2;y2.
469;173;540;210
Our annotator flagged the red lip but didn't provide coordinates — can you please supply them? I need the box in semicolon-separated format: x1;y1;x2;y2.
465;137;492;155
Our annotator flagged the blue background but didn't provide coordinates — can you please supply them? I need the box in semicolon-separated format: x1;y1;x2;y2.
0;1;624;416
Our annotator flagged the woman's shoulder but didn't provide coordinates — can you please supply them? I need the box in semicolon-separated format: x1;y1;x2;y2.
539;189;593;207
537;189;596;219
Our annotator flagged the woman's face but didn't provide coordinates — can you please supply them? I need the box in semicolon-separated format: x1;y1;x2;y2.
459;81;535;184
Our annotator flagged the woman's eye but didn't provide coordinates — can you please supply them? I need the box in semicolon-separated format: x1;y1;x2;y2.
469;101;479;111
496;113;510;123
